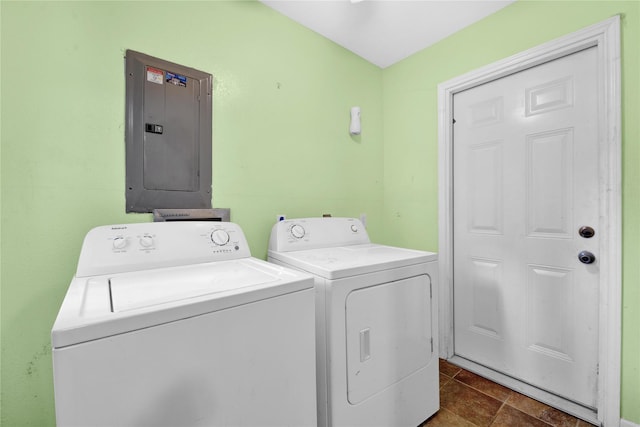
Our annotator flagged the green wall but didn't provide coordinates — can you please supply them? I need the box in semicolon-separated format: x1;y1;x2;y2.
1;0;639;426
0;1;383;425
381;0;640;423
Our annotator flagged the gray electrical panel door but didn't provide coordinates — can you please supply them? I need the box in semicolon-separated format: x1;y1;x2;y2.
125;50;212;213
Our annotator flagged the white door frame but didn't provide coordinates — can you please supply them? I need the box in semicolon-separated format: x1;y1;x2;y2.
438;16;621;427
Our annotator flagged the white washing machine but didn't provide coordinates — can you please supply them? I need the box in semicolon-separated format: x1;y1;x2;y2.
268;217;439;427
52;221;317;427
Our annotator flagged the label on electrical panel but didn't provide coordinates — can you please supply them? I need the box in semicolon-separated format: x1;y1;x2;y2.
146;67;164;85
166;71;187;87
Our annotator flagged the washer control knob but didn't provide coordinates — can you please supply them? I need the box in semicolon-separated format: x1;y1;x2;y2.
139;235;154;248
211;229;230;246
291;224;306;239
351;224;359;233
113;237;127;249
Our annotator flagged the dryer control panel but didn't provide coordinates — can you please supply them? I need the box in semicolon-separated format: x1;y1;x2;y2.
76;222;251;277
269;217;370;252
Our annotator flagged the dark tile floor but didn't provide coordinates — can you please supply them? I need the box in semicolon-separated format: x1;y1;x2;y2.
422;359;595;427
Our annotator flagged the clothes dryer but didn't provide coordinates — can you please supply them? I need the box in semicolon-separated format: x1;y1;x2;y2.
52;221;316;427
268;217;439;427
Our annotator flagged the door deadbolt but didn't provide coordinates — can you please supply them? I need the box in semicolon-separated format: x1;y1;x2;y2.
578;251;596;264
579;226;595;238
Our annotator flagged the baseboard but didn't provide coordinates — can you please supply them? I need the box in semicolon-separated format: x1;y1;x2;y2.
621;419;640;427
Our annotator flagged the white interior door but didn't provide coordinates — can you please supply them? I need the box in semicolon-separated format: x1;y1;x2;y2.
453;47;599;408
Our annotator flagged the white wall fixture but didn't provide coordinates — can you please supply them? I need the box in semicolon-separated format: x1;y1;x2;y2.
350;106;361;135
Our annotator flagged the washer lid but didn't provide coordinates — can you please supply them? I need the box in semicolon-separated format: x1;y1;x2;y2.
52;258;313;348
109;261;278;312
269;243;437;280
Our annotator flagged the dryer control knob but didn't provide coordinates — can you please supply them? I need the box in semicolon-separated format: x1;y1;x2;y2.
351;224;359;233
112;237;127;250
211;229;230;246
139;235;154;248
291;224;306;239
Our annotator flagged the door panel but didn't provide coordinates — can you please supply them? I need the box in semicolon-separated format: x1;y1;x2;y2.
525;265;574;361
453;47;599;408
526;128;573;237
468;257;503;340
469;141;504;234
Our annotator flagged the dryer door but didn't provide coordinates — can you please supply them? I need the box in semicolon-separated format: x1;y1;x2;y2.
345;275;433;404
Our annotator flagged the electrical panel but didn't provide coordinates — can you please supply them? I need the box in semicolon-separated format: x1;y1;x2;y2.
125;50;212;213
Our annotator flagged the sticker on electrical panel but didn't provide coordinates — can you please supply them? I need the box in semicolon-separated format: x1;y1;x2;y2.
166;71;187;87
146;67;164;85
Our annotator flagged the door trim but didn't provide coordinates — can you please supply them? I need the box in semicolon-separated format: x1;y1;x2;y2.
437;16;621;426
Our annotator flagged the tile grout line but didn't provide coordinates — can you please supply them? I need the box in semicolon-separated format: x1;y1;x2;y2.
441;363;584;427
487;393;558;427
446;368;575;427
502;392;580;427
447;373;504;427
450;372;508;406
487;399;508;427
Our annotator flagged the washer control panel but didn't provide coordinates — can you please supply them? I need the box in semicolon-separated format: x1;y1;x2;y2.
269;217;370;253
76;222;251;277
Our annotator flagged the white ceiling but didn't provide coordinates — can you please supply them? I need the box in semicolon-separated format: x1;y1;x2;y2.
260;0;516;68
